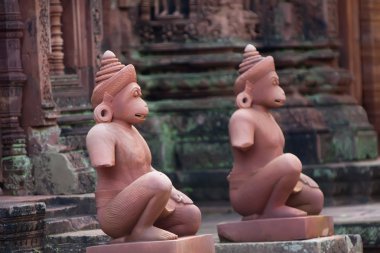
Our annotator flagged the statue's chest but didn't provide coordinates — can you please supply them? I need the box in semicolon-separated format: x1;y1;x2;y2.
116;131;152;165
255;118;285;148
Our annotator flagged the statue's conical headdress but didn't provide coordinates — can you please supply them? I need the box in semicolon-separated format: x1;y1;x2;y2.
91;50;137;108
234;44;275;95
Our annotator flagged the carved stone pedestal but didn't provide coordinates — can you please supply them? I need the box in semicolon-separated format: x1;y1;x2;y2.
217;215;334;242
86;234;215;253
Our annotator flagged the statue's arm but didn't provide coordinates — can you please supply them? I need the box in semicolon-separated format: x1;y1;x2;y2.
229;110;254;151
86;125;116;168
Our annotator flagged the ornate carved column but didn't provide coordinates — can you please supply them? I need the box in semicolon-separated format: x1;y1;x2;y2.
49;0;64;75
20;0;59;128
0;0;32;194
17;0;102;195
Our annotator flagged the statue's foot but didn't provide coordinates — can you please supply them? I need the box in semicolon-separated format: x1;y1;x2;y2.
242;213;259;221
260;205;306;219
112;226;178;243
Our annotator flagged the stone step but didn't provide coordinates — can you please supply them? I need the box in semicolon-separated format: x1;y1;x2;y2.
44;194;96;218
323;203;380;253
0;202;46;253
45;204;78;219
44;229;111;253
304;159;380;206
45;215;100;235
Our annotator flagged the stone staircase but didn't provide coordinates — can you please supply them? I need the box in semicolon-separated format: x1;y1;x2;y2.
42;194;110;253
0;194;110;253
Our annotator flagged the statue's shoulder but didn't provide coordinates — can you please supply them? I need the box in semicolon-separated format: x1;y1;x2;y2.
230;108;256;123
87;123;116;139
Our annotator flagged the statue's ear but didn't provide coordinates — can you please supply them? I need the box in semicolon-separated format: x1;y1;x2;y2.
103;92;113;104
236;80;253;109
93;92;114;123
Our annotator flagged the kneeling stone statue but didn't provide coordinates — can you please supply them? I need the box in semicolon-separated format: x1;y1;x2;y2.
217;44;334;242
86;51;214;253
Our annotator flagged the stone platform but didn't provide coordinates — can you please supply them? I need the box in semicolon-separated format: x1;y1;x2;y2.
86;234;215;253
215;234;362;253
217;215;334;242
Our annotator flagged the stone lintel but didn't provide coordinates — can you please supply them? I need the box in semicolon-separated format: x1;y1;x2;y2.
215;234;362;253
217;215;334;242
86;234;215;253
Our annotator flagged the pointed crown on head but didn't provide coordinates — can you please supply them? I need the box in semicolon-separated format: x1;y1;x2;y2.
91;50;137;108
234;44;275;95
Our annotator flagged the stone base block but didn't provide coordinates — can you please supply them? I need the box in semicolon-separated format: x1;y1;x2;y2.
86;234;215;253
217;215;333;242
215;234;362;253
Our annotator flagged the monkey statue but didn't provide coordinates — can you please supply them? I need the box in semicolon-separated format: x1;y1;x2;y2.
228;44;324;220
86;51;201;243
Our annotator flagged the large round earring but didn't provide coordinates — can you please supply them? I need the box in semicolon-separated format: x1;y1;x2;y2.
94;102;113;123
236;91;252;109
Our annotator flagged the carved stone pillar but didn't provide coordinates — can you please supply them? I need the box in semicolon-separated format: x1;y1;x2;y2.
18;0;102;195
49;0;65;75
360;0;380;142
0;0;32;195
20;0;59;128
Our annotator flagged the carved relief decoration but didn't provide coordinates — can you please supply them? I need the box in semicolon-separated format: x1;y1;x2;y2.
39;0;55;108
0;0;32;194
247;0;339;44
49;0;65;75
138;0;259;43
90;0;103;69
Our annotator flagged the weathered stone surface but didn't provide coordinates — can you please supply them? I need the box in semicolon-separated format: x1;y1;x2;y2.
86;234;215;253
0;202;46;252
215;234;363;253
32;151;95;194
218;216;334;243
45;229;110;253
323;203;380;252
0;0;33;195
27;125;96;195
2;155;33;195
45;215;99;234
303;159;380;205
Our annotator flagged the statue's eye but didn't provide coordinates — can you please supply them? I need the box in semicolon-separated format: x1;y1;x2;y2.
272;77;279;86
133;90;140;97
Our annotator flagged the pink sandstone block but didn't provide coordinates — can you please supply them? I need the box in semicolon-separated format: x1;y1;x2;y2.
217;215;334;242
86;234;215;253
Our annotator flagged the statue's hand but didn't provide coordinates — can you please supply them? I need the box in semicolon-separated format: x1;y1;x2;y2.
160;188;193;218
170;188;193;204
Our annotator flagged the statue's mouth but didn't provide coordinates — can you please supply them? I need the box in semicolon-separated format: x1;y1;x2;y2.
274;99;284;103
135;113;147;120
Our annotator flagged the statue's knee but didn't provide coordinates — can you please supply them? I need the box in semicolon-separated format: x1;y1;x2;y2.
146;171;172;193
282;153;302;174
